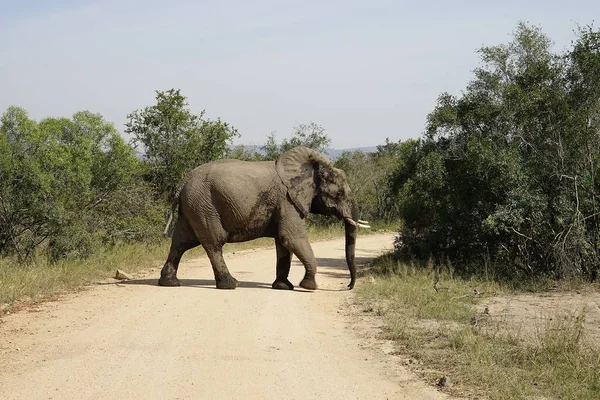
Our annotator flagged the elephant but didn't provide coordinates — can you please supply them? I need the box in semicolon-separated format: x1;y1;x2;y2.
158;146;370;291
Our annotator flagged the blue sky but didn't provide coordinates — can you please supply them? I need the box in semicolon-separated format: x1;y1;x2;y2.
0;0;597;148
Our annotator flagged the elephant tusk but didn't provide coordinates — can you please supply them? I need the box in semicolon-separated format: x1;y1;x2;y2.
345;218;358;227
345;218;371;229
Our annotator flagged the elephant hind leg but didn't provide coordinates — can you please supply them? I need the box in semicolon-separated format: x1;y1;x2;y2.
203;244;239;289
272;238;294;290
159;216;200;287
159;239;200;286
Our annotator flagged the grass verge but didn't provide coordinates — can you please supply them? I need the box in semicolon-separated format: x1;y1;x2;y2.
357;254;600;400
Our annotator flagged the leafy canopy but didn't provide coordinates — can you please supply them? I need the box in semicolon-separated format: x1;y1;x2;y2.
392;23;600;280
126;89;239;200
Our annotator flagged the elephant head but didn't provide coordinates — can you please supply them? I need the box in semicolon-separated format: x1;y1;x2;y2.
276;146;368;289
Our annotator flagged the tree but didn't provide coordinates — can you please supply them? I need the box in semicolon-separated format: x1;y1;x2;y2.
0;107;159;262
281;122;331;153
334;138;409;222
393;22;600;280
228;144;265;161
259;122;331;160
259;132;281;160
0;106;62;261
126;89;239;201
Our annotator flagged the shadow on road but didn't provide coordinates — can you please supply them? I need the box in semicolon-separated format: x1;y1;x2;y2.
103;254;375;293
112;278;323;292
117;278;272;290
314;256;374;268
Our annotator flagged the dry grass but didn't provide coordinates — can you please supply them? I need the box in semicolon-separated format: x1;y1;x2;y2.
357;256;600;400
0;241;170;307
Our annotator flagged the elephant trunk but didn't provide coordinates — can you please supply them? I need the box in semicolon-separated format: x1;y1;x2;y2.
344;201;358;290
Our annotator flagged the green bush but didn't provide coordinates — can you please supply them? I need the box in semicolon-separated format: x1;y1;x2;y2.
0;107;163;263
391;23;600;280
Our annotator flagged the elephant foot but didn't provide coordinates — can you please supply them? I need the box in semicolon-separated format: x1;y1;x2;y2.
272;279;294;290
216;275;239;290
299;275;317;291
158;276;181;287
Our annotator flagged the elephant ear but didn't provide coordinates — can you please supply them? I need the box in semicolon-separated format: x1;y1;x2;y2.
275;146;333;217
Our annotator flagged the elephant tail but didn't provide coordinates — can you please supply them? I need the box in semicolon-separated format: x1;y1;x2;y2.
163;179;186;237
163;203;177;237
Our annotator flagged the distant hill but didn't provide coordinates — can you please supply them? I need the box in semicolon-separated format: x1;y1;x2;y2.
136;145;379;161
234;145;378;160
323;147;377;160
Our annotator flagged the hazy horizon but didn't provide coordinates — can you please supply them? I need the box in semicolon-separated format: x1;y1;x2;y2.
1;1;597;148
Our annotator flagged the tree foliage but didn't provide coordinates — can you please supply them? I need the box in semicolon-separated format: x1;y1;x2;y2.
126;89;239;201
392;23;600;280
258;122;331;160
0;107;161;262
334;138;409;222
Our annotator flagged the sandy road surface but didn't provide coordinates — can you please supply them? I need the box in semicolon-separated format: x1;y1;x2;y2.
0;233;447;400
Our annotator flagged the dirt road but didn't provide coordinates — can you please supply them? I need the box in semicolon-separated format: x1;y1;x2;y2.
0;233;447;400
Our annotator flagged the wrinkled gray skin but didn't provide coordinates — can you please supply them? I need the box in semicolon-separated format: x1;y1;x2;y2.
158;146;359;291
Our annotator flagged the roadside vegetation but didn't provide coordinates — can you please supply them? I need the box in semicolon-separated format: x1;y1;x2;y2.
358;255;600;399
355;23;600;399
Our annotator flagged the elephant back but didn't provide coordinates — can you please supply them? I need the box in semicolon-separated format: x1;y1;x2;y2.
181;159;282;212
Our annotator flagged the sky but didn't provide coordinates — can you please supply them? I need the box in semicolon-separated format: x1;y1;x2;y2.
0;0;597;149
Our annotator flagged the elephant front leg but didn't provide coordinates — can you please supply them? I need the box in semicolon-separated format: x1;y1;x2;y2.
282;236;318;290
204;245;239;289
272;238;294;290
